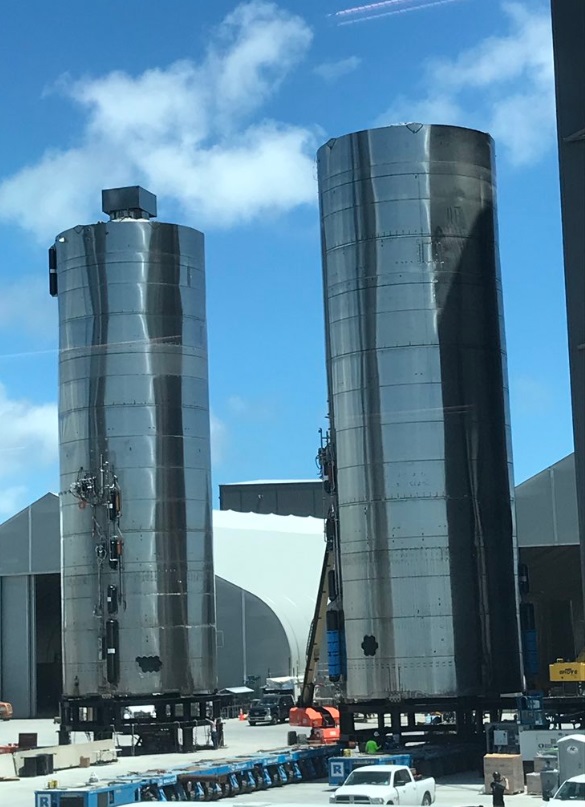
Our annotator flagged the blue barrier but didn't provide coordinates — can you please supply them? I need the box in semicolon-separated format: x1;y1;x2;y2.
35;743;340;804
522;629;539;675
327;629;342;678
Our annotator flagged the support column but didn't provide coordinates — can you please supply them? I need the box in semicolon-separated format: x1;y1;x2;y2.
340;707;355;742
391;709;402;738
183;727;194;753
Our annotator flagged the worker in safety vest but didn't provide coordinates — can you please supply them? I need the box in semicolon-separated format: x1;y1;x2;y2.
365;733;381;754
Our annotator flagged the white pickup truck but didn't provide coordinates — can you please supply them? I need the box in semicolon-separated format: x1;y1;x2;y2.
543;773;585;804
329;765;436;806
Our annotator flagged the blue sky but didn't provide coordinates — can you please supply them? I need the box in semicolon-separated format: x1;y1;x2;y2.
0;0;572;517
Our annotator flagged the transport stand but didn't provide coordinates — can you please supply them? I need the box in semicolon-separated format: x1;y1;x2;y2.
35;744;339;805
339;695;519;747
543;694;585;728
58;692;223;754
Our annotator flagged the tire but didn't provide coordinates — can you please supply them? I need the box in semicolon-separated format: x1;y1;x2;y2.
248;721;256;726
271;716;277;725
422;793;432;806
287;730;298;746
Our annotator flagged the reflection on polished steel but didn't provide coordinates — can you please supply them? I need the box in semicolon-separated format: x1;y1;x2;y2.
53;187;216;697
551;0;585;586
318;125;521;700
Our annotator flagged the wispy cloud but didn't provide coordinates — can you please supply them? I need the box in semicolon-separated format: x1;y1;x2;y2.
377;2;555;166
227;395;249;415
510;375;554;416
0;1;317;242
314;56;361;81
0;486;28;518
210;412;228;465
335;0;415;15
0;385;58;478
226;394;278;421
0;277;57;340
337;0;466;25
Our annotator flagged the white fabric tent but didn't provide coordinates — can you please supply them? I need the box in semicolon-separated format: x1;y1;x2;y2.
213;510;324;676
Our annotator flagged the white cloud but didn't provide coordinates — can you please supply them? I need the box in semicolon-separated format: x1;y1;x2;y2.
314;56;361;82
378;2;555;166
0;385;58;477
210;1;313;124
0;1;316;242
210;412;228;465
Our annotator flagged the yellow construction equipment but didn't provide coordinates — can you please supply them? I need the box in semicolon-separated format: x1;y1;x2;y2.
549;660;585;682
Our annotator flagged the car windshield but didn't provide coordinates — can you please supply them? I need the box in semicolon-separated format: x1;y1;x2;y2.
554;782;585;801
345;771;391;786
261;698;277;704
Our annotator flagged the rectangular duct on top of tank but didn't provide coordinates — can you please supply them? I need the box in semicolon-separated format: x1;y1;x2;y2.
102;186;157;220
52;186;217;698
317;124;522;702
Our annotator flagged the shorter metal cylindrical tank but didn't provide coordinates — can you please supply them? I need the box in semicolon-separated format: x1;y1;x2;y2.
318;124;521;701
54;186;216;697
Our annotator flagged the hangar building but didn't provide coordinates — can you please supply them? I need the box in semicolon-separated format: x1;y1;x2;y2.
0;497;322;717
0;457;580;716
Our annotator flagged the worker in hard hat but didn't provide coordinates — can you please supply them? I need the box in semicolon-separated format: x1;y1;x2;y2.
365;733;381;754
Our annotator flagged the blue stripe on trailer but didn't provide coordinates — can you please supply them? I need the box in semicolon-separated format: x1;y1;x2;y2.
328;753;413;786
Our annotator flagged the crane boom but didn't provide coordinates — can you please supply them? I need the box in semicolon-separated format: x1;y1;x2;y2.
288;433;341;744
299;543;334;707
289;540;340;744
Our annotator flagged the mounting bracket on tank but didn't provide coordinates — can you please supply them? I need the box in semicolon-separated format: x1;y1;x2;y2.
317;428;337;496
316;428;347;684
69;461;122;517
69;457;125;675
70;469;98;506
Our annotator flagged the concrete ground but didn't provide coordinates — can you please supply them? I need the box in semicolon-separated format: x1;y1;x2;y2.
0;718;543;807
228;770;543;807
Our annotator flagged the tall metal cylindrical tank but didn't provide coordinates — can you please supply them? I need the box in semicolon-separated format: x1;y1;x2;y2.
52;186;216;697
318;125;521;701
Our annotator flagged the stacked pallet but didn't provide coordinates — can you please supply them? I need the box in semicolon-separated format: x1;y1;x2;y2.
484;754;524;795
526;771;542;796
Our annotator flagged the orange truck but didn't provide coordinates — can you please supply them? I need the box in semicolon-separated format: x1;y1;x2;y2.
289;705;340;744
0;702;13;721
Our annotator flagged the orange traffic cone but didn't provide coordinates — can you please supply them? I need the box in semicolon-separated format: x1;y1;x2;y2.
239;709;245;721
